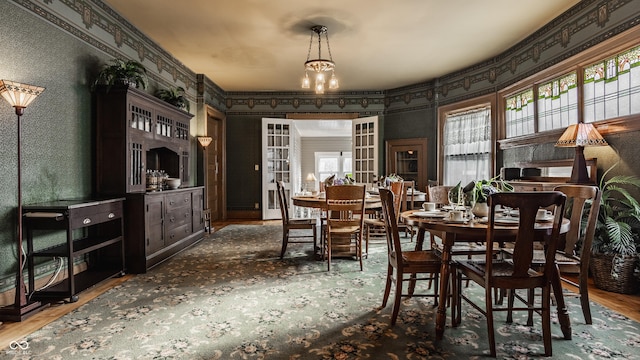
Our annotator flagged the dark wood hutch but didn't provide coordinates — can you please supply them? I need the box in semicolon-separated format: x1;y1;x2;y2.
95;85;205;273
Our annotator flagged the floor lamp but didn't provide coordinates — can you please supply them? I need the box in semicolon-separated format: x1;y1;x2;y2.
555;122;608;184
197;136;213;233
0;80;46;322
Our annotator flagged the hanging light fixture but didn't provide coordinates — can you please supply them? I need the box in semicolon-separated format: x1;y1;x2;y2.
301;25;339;94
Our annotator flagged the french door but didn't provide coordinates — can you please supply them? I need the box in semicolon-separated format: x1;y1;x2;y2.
352;116;378;185
262;118;299;219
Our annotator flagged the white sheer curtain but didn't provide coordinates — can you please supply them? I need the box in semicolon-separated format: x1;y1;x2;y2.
443;107;491;186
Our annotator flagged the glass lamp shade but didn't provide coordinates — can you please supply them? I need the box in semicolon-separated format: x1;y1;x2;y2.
0;80;45;111
555;123;608;147
197;136;213;148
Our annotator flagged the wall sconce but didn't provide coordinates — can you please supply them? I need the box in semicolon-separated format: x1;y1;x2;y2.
555;122;608;184
0;80;45;321
197;136;213;149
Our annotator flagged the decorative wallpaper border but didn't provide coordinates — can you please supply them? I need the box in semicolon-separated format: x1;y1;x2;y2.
12;0;640;115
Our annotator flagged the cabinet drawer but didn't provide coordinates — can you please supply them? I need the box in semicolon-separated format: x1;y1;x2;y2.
69;203;122;229
166;223;191;244
165;208;191;228
165;192;191;211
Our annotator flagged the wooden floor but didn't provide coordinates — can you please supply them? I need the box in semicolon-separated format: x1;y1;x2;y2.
1;219;639;348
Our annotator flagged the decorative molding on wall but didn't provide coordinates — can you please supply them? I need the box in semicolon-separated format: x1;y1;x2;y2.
12;0;640;117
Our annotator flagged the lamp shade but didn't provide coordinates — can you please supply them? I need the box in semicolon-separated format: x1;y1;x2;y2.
306;173;317;182
197;136;213;148
0;80;45;109
555;123;608;147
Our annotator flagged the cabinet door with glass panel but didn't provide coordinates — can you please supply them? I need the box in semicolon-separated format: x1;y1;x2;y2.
385;138;427;191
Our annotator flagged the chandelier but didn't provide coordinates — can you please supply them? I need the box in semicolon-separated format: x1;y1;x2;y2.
301;25;339;94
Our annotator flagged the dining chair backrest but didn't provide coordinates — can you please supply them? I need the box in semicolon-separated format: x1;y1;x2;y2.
401;180;415;211
380;188;402;256
554;185;601;256
427;185;453;205
389;181;405;223
276;180;290;222
325;184;366;225
486;191;566;280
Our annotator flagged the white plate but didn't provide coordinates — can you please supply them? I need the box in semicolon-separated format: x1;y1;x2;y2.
413;211;447;218
494;217;520;225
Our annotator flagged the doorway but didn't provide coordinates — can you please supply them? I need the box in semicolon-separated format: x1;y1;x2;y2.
206;107;225;221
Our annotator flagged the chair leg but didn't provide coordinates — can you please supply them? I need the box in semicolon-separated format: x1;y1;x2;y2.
452;268;461;327
390;271;403;326
542;286;552;356
506;289;515;323
327;234;332;271
486;286;497;357
280;229;288;259
526;288;534;326
579;274;592;324
381;264;393;308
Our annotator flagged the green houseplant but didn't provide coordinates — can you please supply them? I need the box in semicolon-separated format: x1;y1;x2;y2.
590;171;640;294
156;86;190;111
467;176;514;216
92;58;147;90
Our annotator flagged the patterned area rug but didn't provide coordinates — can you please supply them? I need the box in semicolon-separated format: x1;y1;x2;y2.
4;224;640;359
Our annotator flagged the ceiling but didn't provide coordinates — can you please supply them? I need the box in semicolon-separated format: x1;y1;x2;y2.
103;0;580;93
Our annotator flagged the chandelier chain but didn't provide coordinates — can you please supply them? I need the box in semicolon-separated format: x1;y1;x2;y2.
305;31;313;63
324;31;333;62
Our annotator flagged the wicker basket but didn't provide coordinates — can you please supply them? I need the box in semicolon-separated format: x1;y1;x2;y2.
590;253;639;294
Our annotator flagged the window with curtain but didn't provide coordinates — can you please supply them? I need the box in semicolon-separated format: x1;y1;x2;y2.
443;107;491;186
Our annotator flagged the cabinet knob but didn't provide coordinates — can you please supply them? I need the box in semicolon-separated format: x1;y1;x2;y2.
169;217;175;223
83;218;92;225
169;201;175;206
108;213;115;219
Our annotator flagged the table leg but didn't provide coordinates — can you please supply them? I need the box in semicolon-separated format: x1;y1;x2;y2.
414;227;426;251
551;263;572;339
408;227;428;296
436;233;453;340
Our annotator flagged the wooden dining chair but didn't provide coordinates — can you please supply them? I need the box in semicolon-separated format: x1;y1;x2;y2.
325;184;366;271
364;181;403;257
379;188;441;326
508;185;600;325
453;191;566;357
398;180;417;240
276;181;317;259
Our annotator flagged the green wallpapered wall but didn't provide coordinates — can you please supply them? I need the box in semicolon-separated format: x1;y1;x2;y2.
1;0;640;293
0;2;114;286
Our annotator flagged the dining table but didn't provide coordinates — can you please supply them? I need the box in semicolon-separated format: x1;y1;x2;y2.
401;209;572;341
291;193;382;210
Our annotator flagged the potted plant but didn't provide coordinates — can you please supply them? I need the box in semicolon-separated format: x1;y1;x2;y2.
590;172;640;294
468;176;514;217
156;86;190;111
92;58;147;90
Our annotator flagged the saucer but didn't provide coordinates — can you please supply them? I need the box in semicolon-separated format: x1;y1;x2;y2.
413;211;447;218
445;219;468;224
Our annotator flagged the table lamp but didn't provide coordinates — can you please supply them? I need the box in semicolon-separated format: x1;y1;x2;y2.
555;122;607;184
306;173;318;192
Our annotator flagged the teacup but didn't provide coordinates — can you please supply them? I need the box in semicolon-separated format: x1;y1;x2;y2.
422;202;436;211
449;210;464;222
536;209;549;220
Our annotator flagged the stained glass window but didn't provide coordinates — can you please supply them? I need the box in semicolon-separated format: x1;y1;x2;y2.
537;72;578;132
505;88;535;137
583;45;640;123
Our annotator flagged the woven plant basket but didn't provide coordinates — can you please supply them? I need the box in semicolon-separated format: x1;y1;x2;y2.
590;253;639;294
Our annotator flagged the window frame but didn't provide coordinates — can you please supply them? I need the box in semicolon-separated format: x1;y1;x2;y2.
498;26;640;150
437;94;497;184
